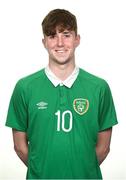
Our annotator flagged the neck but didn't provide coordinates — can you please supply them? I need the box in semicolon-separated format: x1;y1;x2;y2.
48;61;76;81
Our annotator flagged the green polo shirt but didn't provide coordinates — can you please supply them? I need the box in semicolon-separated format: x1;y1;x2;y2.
6;68;118;179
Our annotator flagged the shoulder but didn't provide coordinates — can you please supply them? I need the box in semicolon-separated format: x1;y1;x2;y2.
79;68;110;90
14;69;45;91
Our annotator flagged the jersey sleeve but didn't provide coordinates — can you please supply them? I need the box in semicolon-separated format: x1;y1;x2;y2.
98;80;118;131
5;80;28;132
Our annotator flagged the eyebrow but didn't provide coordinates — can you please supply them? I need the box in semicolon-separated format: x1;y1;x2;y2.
63;31;71;34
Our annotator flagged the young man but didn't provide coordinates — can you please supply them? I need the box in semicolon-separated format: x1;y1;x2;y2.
6;9;118;179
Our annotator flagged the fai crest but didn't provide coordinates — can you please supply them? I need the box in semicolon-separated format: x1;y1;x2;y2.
73;98;89;115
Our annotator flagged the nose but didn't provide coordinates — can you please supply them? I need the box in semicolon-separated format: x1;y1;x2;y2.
57;36;64;47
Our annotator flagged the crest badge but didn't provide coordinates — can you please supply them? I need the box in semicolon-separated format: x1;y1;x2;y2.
73;98;89;115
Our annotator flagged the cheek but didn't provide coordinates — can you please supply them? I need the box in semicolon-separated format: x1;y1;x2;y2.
45;40;56;49
65;39;77;48
67;43;76;50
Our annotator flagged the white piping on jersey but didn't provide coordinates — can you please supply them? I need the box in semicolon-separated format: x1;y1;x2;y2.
44;66;79;88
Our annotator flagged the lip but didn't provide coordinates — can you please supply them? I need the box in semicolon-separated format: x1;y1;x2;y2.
55;50;67;53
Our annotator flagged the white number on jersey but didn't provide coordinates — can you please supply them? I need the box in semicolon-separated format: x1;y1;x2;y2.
55;110;73;132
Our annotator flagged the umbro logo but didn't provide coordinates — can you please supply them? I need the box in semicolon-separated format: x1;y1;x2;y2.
36;101;48;109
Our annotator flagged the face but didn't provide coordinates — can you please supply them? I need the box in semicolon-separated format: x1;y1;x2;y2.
42;29;80;65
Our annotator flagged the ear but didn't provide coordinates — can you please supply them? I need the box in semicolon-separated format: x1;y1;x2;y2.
42;38;46;48
75;34;80;47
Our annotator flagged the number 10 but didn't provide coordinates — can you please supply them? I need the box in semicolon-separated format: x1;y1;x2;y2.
55;110;73;132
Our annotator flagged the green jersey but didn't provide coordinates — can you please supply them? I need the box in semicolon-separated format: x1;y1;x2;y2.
6;67;118;179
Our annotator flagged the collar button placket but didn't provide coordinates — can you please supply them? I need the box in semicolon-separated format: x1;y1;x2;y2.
59;85;66;107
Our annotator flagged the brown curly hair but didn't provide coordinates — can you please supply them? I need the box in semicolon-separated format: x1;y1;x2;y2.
42;9;77;36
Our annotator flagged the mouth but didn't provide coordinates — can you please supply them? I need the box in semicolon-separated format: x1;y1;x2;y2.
55;49;67;53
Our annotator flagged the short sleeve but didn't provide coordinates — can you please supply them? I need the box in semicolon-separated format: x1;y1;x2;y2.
98;81;118;131
5;80;28;132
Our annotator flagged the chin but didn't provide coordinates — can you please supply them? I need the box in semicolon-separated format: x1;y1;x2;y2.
54;58;71;65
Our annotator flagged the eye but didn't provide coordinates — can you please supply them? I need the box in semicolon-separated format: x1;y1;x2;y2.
49;35;56;39
64;34;71;37
63;32;71;38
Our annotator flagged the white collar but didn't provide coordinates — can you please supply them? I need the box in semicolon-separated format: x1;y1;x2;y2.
45;66;79;88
